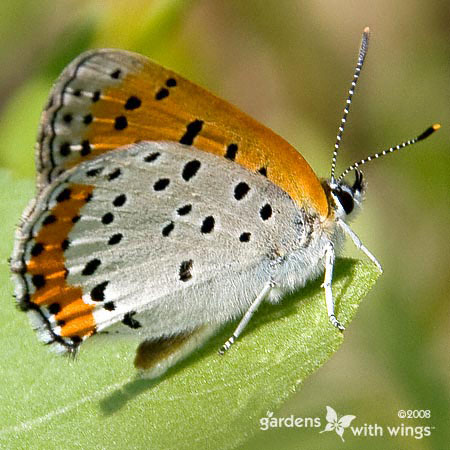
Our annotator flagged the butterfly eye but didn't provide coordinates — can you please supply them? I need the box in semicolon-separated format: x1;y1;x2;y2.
334;188;354;215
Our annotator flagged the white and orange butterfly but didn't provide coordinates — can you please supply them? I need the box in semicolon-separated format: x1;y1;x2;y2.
10;27;439;378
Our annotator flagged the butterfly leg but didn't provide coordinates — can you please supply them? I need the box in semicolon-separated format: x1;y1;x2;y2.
338;219;383;272
219;281;274;355
323;241;345;331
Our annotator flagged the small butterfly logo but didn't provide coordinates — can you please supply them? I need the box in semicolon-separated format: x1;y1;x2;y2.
319;405;356;442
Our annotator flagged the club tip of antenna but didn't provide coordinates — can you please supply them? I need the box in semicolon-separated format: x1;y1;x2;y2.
363;26;370;34
417;123;441;141
432;123;441;131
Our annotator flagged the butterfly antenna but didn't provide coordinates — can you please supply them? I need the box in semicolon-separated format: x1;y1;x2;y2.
330;27;370;187
337;123;441;182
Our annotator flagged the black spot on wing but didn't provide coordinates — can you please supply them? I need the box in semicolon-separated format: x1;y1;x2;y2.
91;281;109;301
60;142;71;156
31;243;44;257
177;204;192;216
239;232;251;242
110;69;121;79
258;167;267;177
201;216;215;234
155;88;169;100
225;143;238;161
48;303;61;315
122;311;142;329
81;140;91;156
32;274;46;289
182;160;201;181
144;152;160;163
234;182;250;200
43;215;56;226
56;188;71;203
108;233;123;245
107;168;121;181
112;194;126;207
155;78;177;100
125;96;141;110
154;178;170;191
114;116;128;130
104;302;115;311
82;259;101;276
179;260;193;282
87;167;103;177
260;204;272;221
92;91;101;102
162;222;175;237
102;213;114;225
179;120;203;145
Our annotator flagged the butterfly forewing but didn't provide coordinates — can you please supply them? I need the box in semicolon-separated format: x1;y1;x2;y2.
37;49;328;216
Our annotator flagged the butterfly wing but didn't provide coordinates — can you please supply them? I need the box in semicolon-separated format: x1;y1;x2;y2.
37;49;328;216
11;141;309;353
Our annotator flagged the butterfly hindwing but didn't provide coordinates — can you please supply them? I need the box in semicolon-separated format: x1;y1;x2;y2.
37;49;328;215
12;141;309;352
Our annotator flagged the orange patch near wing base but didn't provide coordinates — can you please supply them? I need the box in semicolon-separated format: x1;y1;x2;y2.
26;184;96;341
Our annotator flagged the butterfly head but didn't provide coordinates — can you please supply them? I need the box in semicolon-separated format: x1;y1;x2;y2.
326;169;364;220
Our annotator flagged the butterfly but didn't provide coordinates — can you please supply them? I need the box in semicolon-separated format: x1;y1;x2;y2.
10;28;439;378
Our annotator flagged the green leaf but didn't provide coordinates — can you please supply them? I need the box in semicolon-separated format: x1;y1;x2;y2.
0;78;49;177
0;169;379;449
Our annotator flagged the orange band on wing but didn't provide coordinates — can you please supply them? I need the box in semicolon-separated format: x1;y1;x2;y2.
26;184;96;340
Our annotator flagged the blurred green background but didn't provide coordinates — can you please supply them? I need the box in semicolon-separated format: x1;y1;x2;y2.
1;1;448;449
